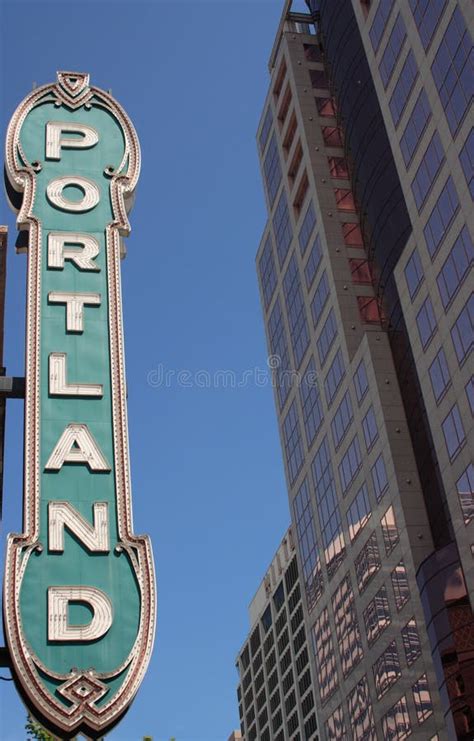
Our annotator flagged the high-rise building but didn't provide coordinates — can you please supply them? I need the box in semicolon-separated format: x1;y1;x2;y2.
236;528;319;740
228;731;243;741
255;1;473;738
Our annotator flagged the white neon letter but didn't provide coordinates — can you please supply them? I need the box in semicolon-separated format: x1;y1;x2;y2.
45;121;99;161
48;232;100;271
47;176;99;212
48;586;113;642
48;292;101;332
48;501;109;553
49;353;103;397
45;423;110;472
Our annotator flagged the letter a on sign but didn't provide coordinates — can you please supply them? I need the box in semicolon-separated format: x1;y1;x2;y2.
3;72;156;738
45;423;110;471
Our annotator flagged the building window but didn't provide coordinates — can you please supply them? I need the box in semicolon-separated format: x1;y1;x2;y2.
283;255;309;369
429;347;451;403
259;106;273;153
391;560;410;610
404;249;424;299
334;188;356;212
437;225;473;309
373;640;401;699
347;675;376;740
250;627;261;659
354;359;369;403
363;585;391;646
339;436;362;496
317;307;338;366
431;7;473;134
268;298;292;409
357;296;383;324
277;84;292;126
273;191;293;267
326;705;347;740
258;234;277;309
465;377;474;415
442;403;466;461
273;57;286;100
298;201;317;255
328;156;349;178
416;296;437;350
401;617;422;666
379;13;407;88
288;141;303;183
312;437;346;578
451;294;473;365
412;674;434;724
293;171;309;216
424;176;460;259
347;483;372;543
309;68;329;90
355;532;381;593
331;574;364;677
457;463;474;525
293;479;324;612
316;96;337;117
389;50;418;127
241;645;250;671
331;390;354;449
273;582;285;612
459;129;474;198
322;126;344;147
369;0;395;52
311;270;330;326
304;715;317;738
272;710;282;733
304;234;323;289
362;406;378;450
409;0;447;49
261;605;272;633
283;111;297;155
371;453;389;501
411;131;445;212
400;88;432;166
282;400;304;485
382;695;412;740
342;222;364;246
300;358;324;448
263;132;282;207
380;505;399;555
312;607;339;704
349;258;372;284
324;348;346;406
304;42;322;62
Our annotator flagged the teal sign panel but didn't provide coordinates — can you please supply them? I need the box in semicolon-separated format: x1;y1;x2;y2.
3;72;156;738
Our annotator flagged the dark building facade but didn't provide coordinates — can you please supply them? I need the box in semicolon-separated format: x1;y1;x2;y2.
236;529;319;741
254;1;473;738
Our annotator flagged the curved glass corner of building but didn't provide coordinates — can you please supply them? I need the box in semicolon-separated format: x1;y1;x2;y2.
417;542;474;741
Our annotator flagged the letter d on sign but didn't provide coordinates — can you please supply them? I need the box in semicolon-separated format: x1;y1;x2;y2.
48;586;113;642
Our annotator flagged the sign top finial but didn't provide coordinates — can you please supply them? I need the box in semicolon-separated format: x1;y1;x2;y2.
55;71;91;108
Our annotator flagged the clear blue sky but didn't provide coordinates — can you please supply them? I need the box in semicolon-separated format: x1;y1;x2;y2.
0;1;293;739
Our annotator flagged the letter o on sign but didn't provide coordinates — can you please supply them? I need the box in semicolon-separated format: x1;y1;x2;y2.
47;176;100;212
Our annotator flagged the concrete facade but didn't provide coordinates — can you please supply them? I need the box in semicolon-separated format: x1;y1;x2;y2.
254;1;472;739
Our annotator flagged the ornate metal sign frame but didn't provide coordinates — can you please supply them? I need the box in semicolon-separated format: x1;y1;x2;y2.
3;72;156;737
